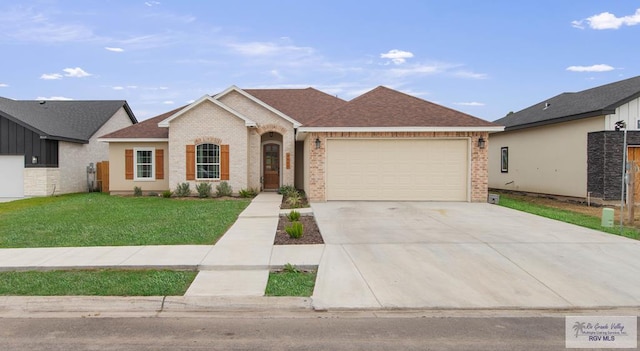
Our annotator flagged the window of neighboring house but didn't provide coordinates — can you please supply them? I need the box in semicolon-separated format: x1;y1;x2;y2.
501;147;508;173
135;148;154;180
196;143;220;179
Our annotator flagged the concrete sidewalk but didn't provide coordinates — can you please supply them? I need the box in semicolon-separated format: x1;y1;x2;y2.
0;192;324;298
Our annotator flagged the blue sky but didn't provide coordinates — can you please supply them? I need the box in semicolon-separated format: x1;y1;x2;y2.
1;1;639;122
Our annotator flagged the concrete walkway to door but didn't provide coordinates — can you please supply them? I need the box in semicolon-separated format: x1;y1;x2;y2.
311;201;640;310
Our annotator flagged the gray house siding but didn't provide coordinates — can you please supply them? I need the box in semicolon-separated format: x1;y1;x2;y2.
0;114;58;167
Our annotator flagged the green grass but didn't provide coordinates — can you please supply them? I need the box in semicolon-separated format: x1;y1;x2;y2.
0;193;250;248
0;270;197;296
498;195;639;240
265;270;317;297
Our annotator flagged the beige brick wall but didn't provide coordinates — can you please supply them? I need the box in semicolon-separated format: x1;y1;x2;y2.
24;168;60;196
306;131;489;202
58;107;134;194
168;101;249;193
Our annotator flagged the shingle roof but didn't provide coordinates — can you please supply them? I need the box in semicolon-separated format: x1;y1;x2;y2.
494;75;640;131
0;97;136;143
305;86;498;127
99;105;185;139
244;88;347;124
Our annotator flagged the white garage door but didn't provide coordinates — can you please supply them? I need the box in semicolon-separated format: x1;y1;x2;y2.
0;156;24;199
326;139;469;201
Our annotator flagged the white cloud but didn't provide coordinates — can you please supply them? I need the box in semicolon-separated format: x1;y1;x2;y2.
454;70;488;79
0;83;8;87
566;64;614;72
126;85;138;89
388;63;453;77
35;96;73;100
40;73;63;80
380;49;414;65
145;1;160;6
573;8;640;30
454;102;485;106
63;67;91;77
0;7;95;43
186;99;196;104
105;47;124;52
162;100;174;104
159;86;169;90
112;86;124;90
227;41;314;57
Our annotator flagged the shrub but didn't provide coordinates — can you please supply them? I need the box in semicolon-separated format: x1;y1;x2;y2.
195;183;212;198
285;221;304;239
283;263;300;273
287;210;301;222
286;190;302;208
239;187;259;198
133;186;143;197
278;184;297;197
216;181;233;197
162;190;173;198
174;182;191;197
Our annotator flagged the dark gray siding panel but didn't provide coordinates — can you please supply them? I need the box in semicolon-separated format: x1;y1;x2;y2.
0;115;58;167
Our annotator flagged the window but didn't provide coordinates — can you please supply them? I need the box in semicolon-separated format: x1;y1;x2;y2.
196;143;220;179
135;148;154;180
501;147;508;173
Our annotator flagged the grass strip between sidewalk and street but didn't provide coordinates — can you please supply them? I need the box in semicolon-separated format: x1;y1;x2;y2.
0;270;197;296
265;270;317;297
497;194;639;240
0;193;250;248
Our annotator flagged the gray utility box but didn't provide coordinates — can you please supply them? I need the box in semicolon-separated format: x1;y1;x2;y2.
488;194;500;204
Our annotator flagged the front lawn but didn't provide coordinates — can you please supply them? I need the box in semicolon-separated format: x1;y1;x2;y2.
0;269;197;296
0;193;250;248
497;194;639;240
265;269;317;297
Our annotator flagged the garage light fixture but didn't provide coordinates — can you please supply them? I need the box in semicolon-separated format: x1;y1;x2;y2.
315;137;321;149
477;137;486;149
31;156;38;164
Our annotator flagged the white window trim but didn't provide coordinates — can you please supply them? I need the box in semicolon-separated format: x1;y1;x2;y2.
134;147;155;181
196;143;221;180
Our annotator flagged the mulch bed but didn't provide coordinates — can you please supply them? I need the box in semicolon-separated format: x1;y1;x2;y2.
274;215;324;245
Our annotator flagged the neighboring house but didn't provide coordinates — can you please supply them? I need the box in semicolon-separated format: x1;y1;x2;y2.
99;86;502;202
489;75;640;202
0;98;137;199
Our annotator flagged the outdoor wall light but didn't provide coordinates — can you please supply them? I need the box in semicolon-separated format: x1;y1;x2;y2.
31;156;38;164
269;132;274;137
315;137;321;149
477;137;486;149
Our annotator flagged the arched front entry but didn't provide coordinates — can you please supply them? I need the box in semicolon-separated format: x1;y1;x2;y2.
263;143;280;190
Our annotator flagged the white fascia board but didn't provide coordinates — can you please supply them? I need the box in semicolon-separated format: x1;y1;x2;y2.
297;126;505;133
214;85;302;128
157;94;257;128
97;138;169;143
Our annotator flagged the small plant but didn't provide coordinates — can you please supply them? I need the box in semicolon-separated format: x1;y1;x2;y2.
174;182;191;197
195;183;212;198
283;263;300;273
216;181;233;197
285;221;304;239
286;190;303;208
287;210;301;222
239;187;259;198
162;190;173;198
133;186;142;197
278;184;297;197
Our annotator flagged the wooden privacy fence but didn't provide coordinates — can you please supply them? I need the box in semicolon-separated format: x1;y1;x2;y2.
96;161;109;193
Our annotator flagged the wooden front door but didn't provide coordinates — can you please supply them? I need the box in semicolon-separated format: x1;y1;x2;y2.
263;144;280;190
628;147;640;203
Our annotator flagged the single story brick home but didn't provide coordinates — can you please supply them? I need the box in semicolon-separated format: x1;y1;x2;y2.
0;97;136;199
99;85;502;202
489;75;640;202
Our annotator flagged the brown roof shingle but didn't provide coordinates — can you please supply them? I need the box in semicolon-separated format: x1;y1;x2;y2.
244;88;347;124
306;86;497;128
100;105;185;139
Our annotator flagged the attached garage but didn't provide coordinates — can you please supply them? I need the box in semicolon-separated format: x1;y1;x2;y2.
326;139;469;201
0;155;24;199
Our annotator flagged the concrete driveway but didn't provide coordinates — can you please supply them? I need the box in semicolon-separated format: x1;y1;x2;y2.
311;201;640;310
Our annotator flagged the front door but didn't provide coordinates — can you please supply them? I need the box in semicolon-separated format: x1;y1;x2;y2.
263;144;280;190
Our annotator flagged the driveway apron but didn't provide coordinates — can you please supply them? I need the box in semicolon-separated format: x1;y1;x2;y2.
311;201;640;310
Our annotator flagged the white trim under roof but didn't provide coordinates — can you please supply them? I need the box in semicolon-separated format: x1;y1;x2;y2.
97;138;169;143
214;85;302;128
295;126;505;141
157;94;257;128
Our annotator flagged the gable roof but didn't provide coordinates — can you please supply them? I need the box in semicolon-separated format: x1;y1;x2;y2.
157;94;257;128
301;86;499;130
244;87;347;125
0;97;136;143
494;75;640;131
99;105;185;140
